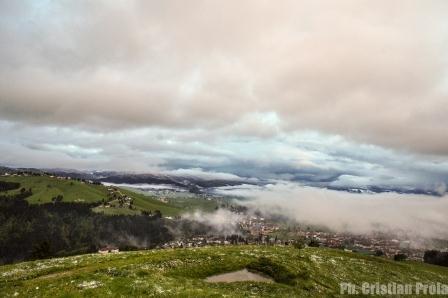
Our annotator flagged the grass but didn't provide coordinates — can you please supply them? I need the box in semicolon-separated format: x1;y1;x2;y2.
0;176;184;216
0;245;447;297
0;175;225;217
119;189;183;217
91;205;140;216
95;188;215;217
168;196;219;213
0;176;107;204
117;187;225;213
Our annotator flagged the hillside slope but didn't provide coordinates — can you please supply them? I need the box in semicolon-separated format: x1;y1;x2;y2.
92;188;183;216
1;176;183;216
1;246;447;297
0;176;107;203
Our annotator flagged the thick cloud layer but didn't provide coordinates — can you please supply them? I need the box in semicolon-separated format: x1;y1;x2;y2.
0;1;448;197
1;1;448;154
216;183;448;241
1;121;448;194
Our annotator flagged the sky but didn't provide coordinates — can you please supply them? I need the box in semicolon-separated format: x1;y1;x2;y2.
1;0;448;195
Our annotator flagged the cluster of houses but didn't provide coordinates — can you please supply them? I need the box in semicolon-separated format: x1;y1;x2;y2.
157;212;431;261
236;213;431;260
310;231;425;260
98;246;120;254
103;187;134;209
240;216;280;237
157;196;169;203
90;207;439;262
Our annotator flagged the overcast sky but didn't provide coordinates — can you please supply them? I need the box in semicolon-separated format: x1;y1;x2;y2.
1;0;448;194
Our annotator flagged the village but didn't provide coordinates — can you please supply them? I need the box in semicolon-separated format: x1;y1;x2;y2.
102;186;134;209
0;171;435;262
157;213;428;261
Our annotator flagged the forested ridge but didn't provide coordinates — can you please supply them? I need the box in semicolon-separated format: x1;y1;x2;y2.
0;183;172;264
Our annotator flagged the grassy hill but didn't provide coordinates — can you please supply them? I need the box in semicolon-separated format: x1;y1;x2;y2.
1;246;447;297
120;187;220;213
93;188;183;217
0;175;184;216
0;176;107;204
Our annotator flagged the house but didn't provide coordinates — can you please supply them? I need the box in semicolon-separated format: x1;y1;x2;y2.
98;246;119;254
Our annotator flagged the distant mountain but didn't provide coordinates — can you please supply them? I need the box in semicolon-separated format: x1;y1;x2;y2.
1;165;442;196
0;166;256;194
326;185;440;196
96;173;254;193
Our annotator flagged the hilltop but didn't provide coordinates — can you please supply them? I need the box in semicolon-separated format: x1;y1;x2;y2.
0;175;185;216
0;175;107;204
0;174;220;264
1;245;448;297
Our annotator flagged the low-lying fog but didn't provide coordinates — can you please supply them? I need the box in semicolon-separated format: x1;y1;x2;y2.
214;182;448;241
102;182;187;192
105;180;448;243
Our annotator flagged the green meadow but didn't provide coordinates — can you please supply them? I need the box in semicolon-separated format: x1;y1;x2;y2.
93;188;183;217
1;245;447;297
1;175;213;217
0;176;107;204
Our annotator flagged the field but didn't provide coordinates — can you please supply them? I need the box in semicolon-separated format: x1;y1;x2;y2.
1;245;447;297
93;188;183;217
0;175;233;218
0;176;107;204
117;187;222;213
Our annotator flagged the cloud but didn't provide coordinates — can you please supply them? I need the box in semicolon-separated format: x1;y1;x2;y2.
163;168;248;181
217;182;448;240
0;1;448;154
1;1;447;245
182;209;243;235
1;121;447;193
0;1;447;194
25;143;102;158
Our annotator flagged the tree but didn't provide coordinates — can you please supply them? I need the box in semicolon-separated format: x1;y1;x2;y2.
424;250;448;267
153;210;162;219
308;239;320;247
293;238;306;249
52;195;63;203
375;250;384;257
30;241;51;260
142;210;152;216
394;253;407;261
0;181;20;191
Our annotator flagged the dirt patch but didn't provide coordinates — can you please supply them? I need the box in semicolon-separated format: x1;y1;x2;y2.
205;269;274;283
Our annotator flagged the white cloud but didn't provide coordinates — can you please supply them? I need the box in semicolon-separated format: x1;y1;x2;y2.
164;168;246;181
0;121;447;193
183;209;244;235
218;182;448;240
0;1;448;154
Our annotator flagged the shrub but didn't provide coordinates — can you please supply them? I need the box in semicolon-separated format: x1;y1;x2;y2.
375;250;384;257
0;181;20;192
292;239;306;249
394;253;407;261
424;250;448;267
308;239;320;247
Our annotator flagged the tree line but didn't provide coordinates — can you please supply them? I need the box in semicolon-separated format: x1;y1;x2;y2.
0;181;21;192
0;189;173;264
